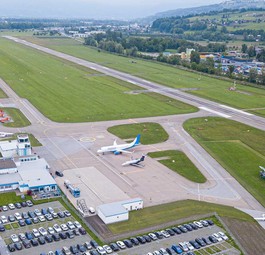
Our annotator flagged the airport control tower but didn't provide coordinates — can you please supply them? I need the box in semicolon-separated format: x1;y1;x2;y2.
16;134;32;156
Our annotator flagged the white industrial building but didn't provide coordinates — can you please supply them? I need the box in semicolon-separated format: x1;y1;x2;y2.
0;134;57;193
97;198;143;224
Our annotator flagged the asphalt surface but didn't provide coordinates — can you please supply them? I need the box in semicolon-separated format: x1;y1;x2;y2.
0;36;265;228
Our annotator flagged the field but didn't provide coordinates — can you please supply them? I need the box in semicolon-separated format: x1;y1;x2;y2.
17;36;265;116
0;89;7;98
3;108;31;127
148;150;206;183
107;199;254;235
0;37;196;122
183;117;265;207
107;122;169;145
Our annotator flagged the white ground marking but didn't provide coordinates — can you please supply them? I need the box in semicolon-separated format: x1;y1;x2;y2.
219;104;253;116
199;106;231;118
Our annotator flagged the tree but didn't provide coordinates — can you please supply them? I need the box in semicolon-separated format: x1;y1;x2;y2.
228;65;235;77
241;44;248;53
190;51;200;64
247;46;256;58
257;49;265;62
249;68;257;83
259;68;265;85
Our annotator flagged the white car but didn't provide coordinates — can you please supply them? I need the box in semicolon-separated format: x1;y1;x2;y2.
179;242;189;252
116;241;126;249
97;246;107;255
2;205;8;211
67;221;75;230
1;215;8;223
8;203;15;210
39;215;46;222
160;230;170;238
148;232;158;240
53;224;62;232
34;209;42;216
14;212;22;220
159;248;169;255
60;223;68;231
48;207;54;214
32;228;40;237
153;251;160;255
18;233;26;241
11;234;19;243
48;227;55;234
103;245;112;254
84;241;92;250
212;233;223;242
218;231;229;240
193;221;203;228
200;220;209;227
186;241;195;251
39;227;48;236
74;221;82;228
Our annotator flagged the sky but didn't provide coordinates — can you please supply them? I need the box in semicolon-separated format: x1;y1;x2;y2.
0;0;222;20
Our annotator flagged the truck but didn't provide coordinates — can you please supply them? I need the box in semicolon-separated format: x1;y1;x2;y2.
64;180;80;198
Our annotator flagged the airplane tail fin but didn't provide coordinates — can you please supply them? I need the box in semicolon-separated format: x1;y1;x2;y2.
113;140;117;146
134;134;141;146
140;155;146;162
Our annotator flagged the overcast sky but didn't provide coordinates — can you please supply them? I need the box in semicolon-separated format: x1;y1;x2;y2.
0;0;222;20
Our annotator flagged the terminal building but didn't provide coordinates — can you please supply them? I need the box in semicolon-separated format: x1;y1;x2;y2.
0;134;57;193
97;198;143;224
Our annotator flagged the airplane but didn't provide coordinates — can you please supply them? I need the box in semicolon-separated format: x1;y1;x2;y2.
254;213;265;221
97;134;141;155
259;166;265;171
122;154;146;168
0;132;13;138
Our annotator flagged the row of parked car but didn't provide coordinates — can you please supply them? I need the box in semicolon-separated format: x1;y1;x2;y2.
8;224;87;252
0;200;33;212
146;231;229;255
0;206;71;228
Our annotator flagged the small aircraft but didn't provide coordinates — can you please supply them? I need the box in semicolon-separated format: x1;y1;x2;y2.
0;132;13;138
97;134;141;155
122;155;146;167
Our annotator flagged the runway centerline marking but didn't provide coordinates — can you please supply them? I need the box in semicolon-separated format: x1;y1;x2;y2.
199;106;231;118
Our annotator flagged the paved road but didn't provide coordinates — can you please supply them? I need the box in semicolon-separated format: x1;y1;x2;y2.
0;36;265;226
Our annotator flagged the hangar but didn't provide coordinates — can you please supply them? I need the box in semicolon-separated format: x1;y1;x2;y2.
97;198;143;224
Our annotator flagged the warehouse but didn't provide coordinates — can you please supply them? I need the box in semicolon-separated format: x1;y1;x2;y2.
97;198;143;224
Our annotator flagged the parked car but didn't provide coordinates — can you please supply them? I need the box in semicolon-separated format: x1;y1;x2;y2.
189;240;200;249
18;233;26;241
136;235;146;244
160;248;170;255
41;208;48;215
116;241;126;249
179;242;189;252
8;215;15;222
32;217;39;224
2;205;8;211
79;227;86;235
26;200;33;207
11;234;19;243
64;210;71;217
15;202;22;209
25;218;32;225
21;201;27;207
14;242;23;250
45;234;53;243
77;243;86;252
53;224;62;232
18;220;26;226
39;215;46;222
39;227;48;236
148;233;157;240
55;171;64;177
178;225;188;233
60;223;68;231
38;236;46;245
74;221;82;228
212;233;223;242
1;215;8;223
8;243;16;252
66;230;74;239
154;231;163;239
32;228;40;238
183;224;193;231
52;212;58;219
84;241;92;250
171;245;183;254
52;233;60;241
28;211;35;218
102;245;112;254
70;245;79;254
0;223;5;232
207;219;214;225
25;231;33;240
48;227;55;234
195;238;206;247
62;246;71;255
202;237;212;245
57;211;65;218
218;231;228;240
189;223;198;230
208;235;218;243
172;227;182;234
161;230;170;238
22;239;31;248
8;203;15;210
193;221;203;228
90;240;99;248
67;221;75;229
31;239;39;246
45;213;53;221
97;246;107;255
165;228;175;236
200;220;209;227
73;229;80;236
14;212;22;220
123;239;133;248
166;248;174;255
59;232;67;239
109;243;119;252
142;235;152;242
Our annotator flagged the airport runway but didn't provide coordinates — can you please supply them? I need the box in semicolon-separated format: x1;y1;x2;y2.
1;36;265;225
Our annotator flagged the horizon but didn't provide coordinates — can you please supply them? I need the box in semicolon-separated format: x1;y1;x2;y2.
0;0;222;20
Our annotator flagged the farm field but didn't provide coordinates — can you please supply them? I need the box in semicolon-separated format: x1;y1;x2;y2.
0;37;196;122
17;36;265;116
148;150;206;183
184;117;265;207
107;122;169;145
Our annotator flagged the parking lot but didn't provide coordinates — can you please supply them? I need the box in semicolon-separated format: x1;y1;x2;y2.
0;201;93;255
116;224;240;255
